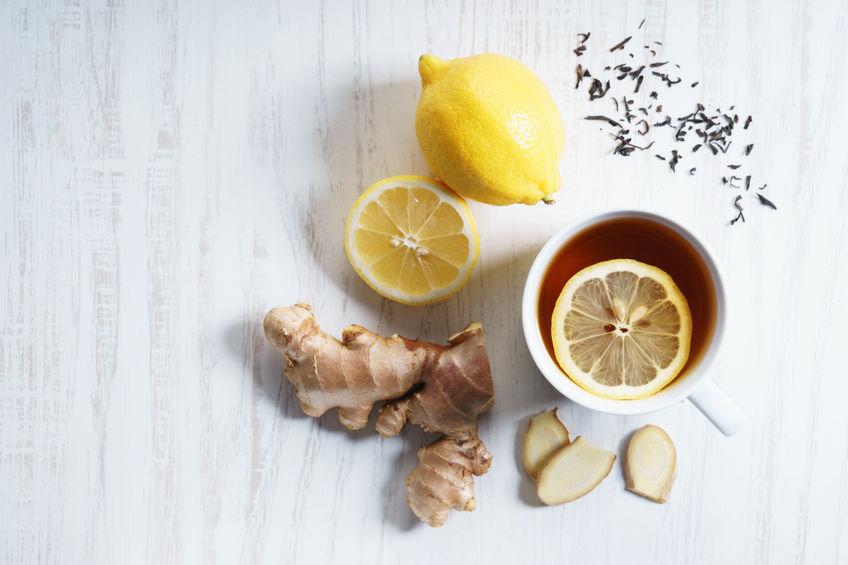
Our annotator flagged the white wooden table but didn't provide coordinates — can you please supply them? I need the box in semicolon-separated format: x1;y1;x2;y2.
2;1;847;563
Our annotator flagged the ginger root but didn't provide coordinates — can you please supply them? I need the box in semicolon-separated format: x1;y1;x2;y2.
263;304;494;527
624;424;677;503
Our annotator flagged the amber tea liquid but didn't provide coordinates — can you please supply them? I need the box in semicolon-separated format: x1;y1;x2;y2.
538;216;717;380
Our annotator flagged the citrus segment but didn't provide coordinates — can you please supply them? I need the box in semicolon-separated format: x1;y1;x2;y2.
551;259;692;399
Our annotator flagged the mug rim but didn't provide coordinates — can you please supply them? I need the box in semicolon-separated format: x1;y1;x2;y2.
521;209;727;415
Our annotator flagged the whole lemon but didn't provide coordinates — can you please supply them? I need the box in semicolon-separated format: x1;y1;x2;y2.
415;53;565;206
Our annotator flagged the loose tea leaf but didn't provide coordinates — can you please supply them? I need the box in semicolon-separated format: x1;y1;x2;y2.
585;115;621;127
669;149;680;172
574;32;591;56
730;195;746;225
610;36;632;52
651;71;682;86
757;194;778;209
588;79;611;100
612;132;654;156
575;64;586;89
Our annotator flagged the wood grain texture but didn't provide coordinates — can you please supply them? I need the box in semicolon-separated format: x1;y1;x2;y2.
1;1;847;564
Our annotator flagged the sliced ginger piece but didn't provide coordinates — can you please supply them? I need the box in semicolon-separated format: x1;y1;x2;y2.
624;424;677;503
536;436;616;505
522;408;570;480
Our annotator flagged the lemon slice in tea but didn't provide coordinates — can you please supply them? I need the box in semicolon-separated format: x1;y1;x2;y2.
345;175;479;305
551;259;692;400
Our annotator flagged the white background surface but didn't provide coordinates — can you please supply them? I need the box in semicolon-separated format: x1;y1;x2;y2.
2;1;848;564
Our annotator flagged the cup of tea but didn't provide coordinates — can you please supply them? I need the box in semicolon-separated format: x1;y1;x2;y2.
522;210;744;436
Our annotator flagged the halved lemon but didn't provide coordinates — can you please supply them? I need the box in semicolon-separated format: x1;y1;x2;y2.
551;259;692;400
344;175;479;305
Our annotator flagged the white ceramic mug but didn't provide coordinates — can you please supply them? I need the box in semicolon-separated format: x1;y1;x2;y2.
521;210;744;436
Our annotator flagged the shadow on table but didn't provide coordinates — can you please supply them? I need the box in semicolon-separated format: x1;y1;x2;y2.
296;75;425;319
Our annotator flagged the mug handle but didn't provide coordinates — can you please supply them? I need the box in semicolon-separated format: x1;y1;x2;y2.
687;378;744;436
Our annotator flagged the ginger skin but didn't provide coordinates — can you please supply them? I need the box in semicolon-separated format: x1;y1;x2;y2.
263;304;495;527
